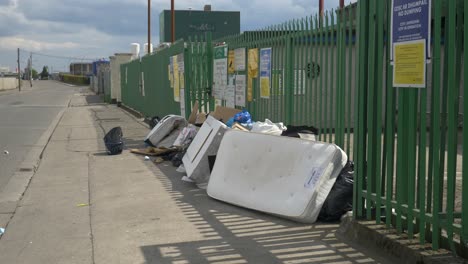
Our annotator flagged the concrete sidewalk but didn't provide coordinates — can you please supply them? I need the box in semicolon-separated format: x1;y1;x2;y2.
0;91;394;264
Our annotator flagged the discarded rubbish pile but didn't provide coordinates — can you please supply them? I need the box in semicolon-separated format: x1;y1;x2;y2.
132;103;354;223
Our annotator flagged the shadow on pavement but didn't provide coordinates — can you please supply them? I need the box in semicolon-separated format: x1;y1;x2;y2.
139;163;382;264
123;138;145;150
88;104;387;263
85;94;104;105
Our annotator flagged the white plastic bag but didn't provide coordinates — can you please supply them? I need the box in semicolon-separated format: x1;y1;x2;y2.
251;119;287;136
176;165;187;173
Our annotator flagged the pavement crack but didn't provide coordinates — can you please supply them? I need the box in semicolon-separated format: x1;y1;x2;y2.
90;108;107;136
87;152;96;264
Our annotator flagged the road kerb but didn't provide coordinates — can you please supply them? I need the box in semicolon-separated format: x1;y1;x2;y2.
0;104;68;203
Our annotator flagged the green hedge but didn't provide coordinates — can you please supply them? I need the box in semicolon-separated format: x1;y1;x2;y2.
60;74;90;85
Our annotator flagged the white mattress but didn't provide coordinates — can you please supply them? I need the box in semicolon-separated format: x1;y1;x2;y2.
144;115;187;148
182;115;227;188
207;130;347;223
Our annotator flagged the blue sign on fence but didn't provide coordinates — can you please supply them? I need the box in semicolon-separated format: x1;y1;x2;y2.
391;0;431;59
260;48;272;99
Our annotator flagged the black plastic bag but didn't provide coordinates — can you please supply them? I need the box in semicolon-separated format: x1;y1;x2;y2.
160;151;178;161
104;127;124;155
318;161;354;222
149;116;160;129
281;125;319;138
171;151;185;167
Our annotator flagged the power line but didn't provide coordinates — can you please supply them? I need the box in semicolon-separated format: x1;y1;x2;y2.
19;49;100;61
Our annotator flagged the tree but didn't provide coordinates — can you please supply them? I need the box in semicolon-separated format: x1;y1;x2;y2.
40;66;49;80
32;69;38;79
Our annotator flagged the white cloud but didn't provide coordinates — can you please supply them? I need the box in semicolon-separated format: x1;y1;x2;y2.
0;0;356;71
0;37;79;51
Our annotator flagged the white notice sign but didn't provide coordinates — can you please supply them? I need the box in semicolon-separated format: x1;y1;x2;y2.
235;75;246;107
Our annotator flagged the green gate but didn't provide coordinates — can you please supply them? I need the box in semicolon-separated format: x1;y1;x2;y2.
185;34;215;114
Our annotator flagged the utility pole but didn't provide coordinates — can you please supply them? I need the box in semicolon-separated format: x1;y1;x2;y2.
29;53;32;87
319;0;324;18
17;48;21;91
171;0;175;43
148;0;151;54
319;0;324;27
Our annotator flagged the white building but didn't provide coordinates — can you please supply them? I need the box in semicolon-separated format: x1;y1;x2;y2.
0;66;11;73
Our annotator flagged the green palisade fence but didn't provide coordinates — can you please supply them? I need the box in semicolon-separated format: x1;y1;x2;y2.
118;0;467;256
186;34;214;114
141;40;185;117
216;7;356;157
121;41;185;117
355;0;467;257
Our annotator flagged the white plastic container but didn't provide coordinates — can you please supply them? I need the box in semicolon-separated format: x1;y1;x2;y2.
182;115;227;188
130;43;140;59
144;43;153;54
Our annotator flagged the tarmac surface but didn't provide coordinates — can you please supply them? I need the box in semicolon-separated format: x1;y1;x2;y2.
0;81;77;192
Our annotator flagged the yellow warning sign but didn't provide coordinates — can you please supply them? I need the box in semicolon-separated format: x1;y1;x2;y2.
247;48;259;101
260;77;270;98
228;50;235;74
393;40;426;88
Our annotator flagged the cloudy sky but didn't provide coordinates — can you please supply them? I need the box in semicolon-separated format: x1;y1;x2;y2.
0;0;353;72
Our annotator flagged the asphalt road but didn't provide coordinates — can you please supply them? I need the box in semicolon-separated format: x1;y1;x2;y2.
0;81;78;192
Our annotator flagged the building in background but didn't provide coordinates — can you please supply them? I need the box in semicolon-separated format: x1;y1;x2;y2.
109;53;133;103
69;62;93;76
159;5;240;43
0;66;11;74
90;59;110;95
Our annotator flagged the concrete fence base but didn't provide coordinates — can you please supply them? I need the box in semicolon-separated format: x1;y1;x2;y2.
0;77;19;91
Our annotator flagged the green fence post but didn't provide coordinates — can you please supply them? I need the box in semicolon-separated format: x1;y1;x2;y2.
463;0;468;248
354;0;369;219
429;0;442;249
445;0;458;251
184;43;191;118
324;12;330;142
286;22;294;125
206;32;215;112
319;15;325;141
329;10;336;144
346;7;353;156
418;87;428;244
365;0;376;220
384;0;396;228
313;15;320;130
406;89;418;238
299;18;306;125
374;0;384;224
